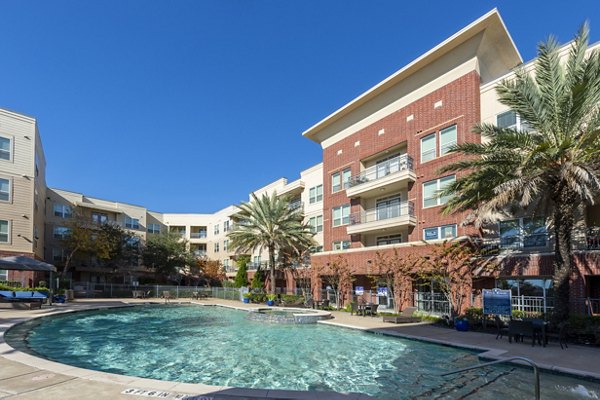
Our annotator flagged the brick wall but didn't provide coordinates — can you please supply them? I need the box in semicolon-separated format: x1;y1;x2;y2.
321;71;482;251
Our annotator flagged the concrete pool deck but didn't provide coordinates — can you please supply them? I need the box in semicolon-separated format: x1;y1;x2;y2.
1;298;599;399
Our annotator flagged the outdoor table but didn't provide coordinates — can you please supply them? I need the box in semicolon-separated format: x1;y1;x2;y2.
358;303;373;317
525;318;548;347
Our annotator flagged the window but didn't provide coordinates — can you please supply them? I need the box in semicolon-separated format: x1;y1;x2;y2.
0;136;11;161
214;242;220;252
377;234;402;245
310;245;323;253
440;125;457;156
224;220;230;232
223;259;229;267
309;185;323;204
499;217;547;249
92;212;108;224
308;215;323;233
0;269;7;281
125;217;140;229
424;224;457;240
52;248;65;262
53;204;72;218
253;255;261;266
0;178;9;202
332;240;350;251
332;168;351;192
0;220;9;243
332;204;350;227
497;111;532;131
423;175;455;208
53;226;70;240
214;224;220;235
420;133;436;162
376;195;401;220
147;223;161;234
223;239;228;252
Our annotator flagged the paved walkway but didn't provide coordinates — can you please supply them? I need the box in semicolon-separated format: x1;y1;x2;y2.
1;298;599;399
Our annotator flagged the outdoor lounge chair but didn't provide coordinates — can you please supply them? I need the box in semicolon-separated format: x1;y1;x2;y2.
495;315;509;339
383;306;420;323
163;291;173;303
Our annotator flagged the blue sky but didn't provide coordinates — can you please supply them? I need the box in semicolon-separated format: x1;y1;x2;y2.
2;1;599;213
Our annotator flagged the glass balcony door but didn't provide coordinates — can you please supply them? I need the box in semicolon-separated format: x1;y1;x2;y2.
376;196;401;221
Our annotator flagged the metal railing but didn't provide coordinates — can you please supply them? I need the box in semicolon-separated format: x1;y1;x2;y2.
442;357;540;400
413;292;451;316
348;154;414;188
585;226;600;250
288;201;304;211
190;232;207;239
350;201;415;225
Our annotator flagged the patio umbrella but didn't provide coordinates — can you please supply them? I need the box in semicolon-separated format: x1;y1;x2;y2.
0;256;57;272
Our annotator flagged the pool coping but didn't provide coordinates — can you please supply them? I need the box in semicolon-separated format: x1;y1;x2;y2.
2;301;600;399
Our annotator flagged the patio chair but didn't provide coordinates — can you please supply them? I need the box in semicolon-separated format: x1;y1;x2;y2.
144;290;152;298
163;291;172;303
191;292;200;300
508;320;536;346
547;322;569;349
366;304;379;317
495;315;509;340
349;301;359;316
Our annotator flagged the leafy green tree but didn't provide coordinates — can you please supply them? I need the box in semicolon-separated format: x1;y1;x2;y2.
441;25;600;323
228;192;314;293
251;265;265;290
234;255;250;288
142;232;194;281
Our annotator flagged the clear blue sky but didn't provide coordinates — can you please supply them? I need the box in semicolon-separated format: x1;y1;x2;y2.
2;1;599;213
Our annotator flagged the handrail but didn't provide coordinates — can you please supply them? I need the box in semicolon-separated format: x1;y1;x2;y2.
441;356;540;400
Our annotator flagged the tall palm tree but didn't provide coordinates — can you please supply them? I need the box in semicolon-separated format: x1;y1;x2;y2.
228;192;315;294
441;24;600;323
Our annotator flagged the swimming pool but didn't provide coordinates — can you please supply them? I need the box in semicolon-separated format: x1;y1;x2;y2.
5;305;600;399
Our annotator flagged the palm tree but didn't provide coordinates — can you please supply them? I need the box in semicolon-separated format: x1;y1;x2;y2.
228;192;315;294
441;24;600;323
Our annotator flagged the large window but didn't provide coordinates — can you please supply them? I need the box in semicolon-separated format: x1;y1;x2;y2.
92;212;108;224
0;269;7;281
332;240;350;251
224;220;230;232
332;168;351;192
420;133;436;162
223;239;228;252
53;226;70;240
424;224;457;240
495;278;553;299
497;111;532;131
53;204;72;218
332;204;350;227
147;223;161;234
421;124;457;162
440;125;457;156
309;185;323;204
214;224;220;235
376;195;401;220
499;217;547;249
310;245;323;253
125;217;140;229
308;215;323;233
423;175;455;208
214;242;220;253
0;220;9;243
0;136;11;161
0;178;10;202
52;248;66;262
377;234;402;245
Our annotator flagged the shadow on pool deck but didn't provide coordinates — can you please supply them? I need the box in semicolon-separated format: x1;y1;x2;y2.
1;298;599;399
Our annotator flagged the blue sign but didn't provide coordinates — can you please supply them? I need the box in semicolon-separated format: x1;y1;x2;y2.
355;286;364;295
377;287;388;296
483;289;512;316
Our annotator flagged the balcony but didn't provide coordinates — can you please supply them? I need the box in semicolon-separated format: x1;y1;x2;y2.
193;250;207;257
190;231;207;239
289;200;304;211
346;202;416;235
346;154;416;199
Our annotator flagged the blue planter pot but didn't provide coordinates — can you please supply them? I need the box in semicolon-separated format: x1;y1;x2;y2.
266;300;275;306
455;319;469;332
243;298;250;304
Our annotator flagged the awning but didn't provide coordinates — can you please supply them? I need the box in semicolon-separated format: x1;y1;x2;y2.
0;256;57;272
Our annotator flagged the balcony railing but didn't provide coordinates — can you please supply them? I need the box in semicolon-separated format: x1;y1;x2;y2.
193;250;207;257
348;154;414;188
586;226;600;250
190;232;207;239
350;201;415;225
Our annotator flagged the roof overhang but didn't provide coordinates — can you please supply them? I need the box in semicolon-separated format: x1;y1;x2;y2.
76;201;124;214
302;9;522;145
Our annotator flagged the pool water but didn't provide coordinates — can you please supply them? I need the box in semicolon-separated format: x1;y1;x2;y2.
6;305;600;399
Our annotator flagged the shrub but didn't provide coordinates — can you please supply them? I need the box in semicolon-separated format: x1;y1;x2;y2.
465;307;483;321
